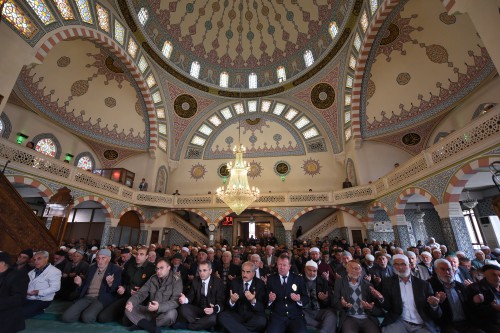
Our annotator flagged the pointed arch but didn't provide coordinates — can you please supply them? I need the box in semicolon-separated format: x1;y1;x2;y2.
117;206;146;222
6;175;54;200
289;205;364;225
394;187;440;215
367;200;391;222
73;195;113;218
148;208;210;224
213;207;287;226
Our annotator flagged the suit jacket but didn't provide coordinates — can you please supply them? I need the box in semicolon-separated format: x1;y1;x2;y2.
428;276;472;327
0;267;30;333
267;272;309;319
380;275;441;331
185;275;225;313
468;277;500;325
263;255;277;271
304;275;332;309
333;276;383;330
78;263;122;307
456;266;473;282
255;266;270;279
227;276;267;316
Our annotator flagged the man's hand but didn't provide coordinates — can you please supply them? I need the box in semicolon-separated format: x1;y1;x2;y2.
322;271;329;281
125;301;133;312
369;286;383;301
473;293;484;304
361;300;374;310
268;291;276;302
106;274;114;287
245;290;256;303
74;275;82;287
341;296;352;308
229;289;239;303
318;291;328;301
463;279;473;287
117;286;125;295
204;304;215;315
363;274;372;282
148;301;159;312
27;290;39;296
427;294;440;306
290;293;301;302
373;275;381;285
179;293;187;304
435;291;447;303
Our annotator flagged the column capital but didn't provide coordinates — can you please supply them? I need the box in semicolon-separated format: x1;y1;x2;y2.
109;218;120;227
434;202;463;219
282;222;294;231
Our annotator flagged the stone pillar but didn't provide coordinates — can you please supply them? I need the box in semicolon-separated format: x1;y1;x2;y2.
140;229;148;245
446;0;500;72
435;202;474;258
284;230;293;249
366;222;375;243
389;215;413;249
412;209;428;244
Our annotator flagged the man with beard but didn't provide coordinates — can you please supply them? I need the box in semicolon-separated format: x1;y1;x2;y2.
302;260;337;333
308;247;336;288
59;249;89;300
334;260;382;333
445;255;473;286
375;254;441;333
406;251;430;281
429;259;484;333
370;253;394;288
125;258;183;333
15;249;33;274
468;265;500;333
418;251;434;277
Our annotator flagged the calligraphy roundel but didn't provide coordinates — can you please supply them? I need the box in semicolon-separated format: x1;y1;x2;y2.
402;133;421;146
174;94;198;118
311;83;335;109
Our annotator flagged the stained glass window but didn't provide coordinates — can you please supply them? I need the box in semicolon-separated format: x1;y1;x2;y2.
128;38;138;58
156;108;165;119
360;10;369;32
2;1;38;38
152;91;162;103
35;138;56;157
158;123;167;135
96;4;109;32
191;135;206;146
114;20;125;45
273;103;285;116
220;108;232;119
349;55;356;70
304;50;314;67
220;72;229;88
146;74;156;88
345;111;351;124
248;100;257;112
162;41;173;59
158;139;167;151
249;73;257;89
75;0;93;24
53;0;74;20
233;103;244;114
27;0;55;25
285;108;298;121
346;75;353;88
138;7;148;26
345;127;352;141
0;119;4;135
277;66;286;82
354;33;361;51
329;22;339;39
190;61;200;78
371;0;378;14
295;116;310;129
209;115;221;127
345;94;352;106
77;155;93;170
303;127;319;139
261;100;271;112
198;124;213;136
138;56;148;72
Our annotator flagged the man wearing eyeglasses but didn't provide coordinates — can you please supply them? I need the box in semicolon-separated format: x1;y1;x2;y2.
175;261;225;330
219;261;268;333
125;258;182;333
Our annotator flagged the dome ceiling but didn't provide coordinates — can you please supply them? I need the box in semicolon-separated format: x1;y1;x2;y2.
126;0;357;92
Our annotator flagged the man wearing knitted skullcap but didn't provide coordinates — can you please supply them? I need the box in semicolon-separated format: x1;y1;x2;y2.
15;249;33;274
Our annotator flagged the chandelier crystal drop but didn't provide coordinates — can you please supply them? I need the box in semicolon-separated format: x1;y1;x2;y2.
216;144;260;215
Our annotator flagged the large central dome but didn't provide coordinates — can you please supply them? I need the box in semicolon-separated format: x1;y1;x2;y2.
127;0;356;92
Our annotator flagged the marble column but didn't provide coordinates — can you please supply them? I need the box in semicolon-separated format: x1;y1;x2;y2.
140;230;148;245
435;203;474;258
285;230;293;249
100;222;114;248
366;222;375;243
412;209;428;244
389;215;413;249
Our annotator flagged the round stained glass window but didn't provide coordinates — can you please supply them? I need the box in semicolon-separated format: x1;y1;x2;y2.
35;138;56;157
77;156;93;171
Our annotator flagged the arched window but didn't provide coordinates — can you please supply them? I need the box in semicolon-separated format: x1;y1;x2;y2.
220;72;229;88
162;41;173;59
304;50;314;67
32;133;62;159
277;66;286;82
249;73;257;89
329;22;339;39
138;7;148;26
0;112;12;139
190;61;201;78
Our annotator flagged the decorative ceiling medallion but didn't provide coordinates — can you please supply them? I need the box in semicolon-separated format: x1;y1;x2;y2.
396;72;411;85
105;56;124;73
105;97;117;108
174;94;198;118
402;132;421;146
246;118;260;125
190;163;207;181
311;83;335;109
380;23;400;45
57;56;71;67
103;149;119;160
71;80;89;96
439;12;456;25
274;161;291;176
248;160;263;179
302;158;321;177
217;163;230;178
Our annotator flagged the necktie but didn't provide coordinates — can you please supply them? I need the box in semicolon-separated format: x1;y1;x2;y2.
202;281;206;296
282;275;287;286
244;282;249;292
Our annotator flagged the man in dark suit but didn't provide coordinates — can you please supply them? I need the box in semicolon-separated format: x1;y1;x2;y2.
250;253;270;283
468;264;500;333
374;254;441;333
0;252;30;333
59;249;89;300
219;261;268;333
429;259;484;333
267;253;309;333
177;261;225;330
263;245;277;273
445;255;473;286
170;253;189;293
61;249;122;323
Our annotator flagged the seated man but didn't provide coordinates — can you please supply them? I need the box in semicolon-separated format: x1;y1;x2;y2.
176;261;225;330
302;260;337;333
23;251;61;318
0;251;30;333
125;258;183;333
468;265;500;333
334;260;382;333
219;261;268;333
61;249;121;323
15;248;33;274
59;249;89;300
375;254;441;333
267;253;309;333
429;259;484;333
